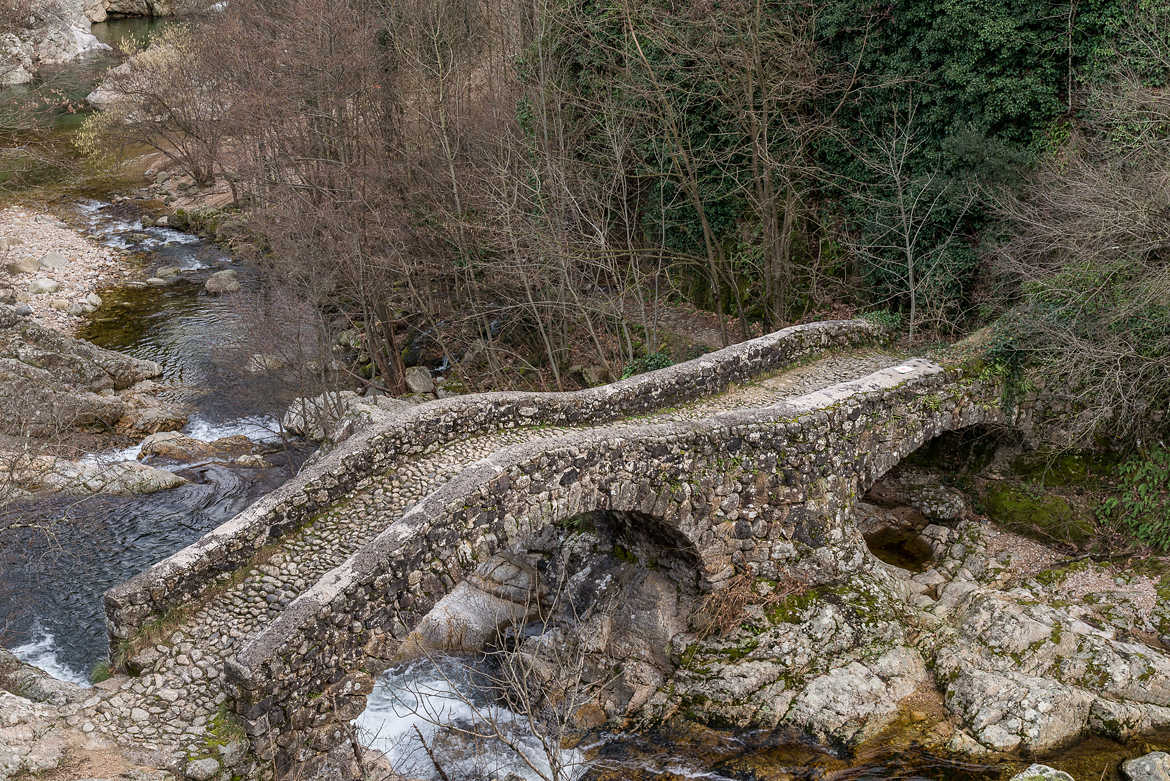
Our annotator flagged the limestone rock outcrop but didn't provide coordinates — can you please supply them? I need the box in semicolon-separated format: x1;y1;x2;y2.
0;304;187;438
1;0;107;86
643;517;1170;758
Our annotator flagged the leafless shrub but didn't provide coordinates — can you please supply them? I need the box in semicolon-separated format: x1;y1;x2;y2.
990;30;1170;444
691;571;808;639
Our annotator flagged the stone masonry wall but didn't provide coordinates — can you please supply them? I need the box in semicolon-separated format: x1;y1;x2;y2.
104;320;881;647
224;359;1004;777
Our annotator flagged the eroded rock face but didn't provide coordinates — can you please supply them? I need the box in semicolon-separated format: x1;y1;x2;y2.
656;564;931;748
0;305;187;438
631;517;1170;759
1;0;107;86
0;648;175;781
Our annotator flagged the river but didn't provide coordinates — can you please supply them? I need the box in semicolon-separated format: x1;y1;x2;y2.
0;22;1160;781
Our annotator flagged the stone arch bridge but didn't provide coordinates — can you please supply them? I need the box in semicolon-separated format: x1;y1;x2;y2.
96;319;1005;779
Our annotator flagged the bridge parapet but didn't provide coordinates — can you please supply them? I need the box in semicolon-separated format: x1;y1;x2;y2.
103;320;881;649
224;358;1004;778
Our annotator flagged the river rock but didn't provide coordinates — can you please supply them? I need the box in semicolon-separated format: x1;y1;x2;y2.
146;276;169;286
23;454;187;494
1;0;107;86
138;431;256;462
86;292;103;308
38;251;69;271
399;554;543;658
234;453;270;468
1124;752;1170;781
282;390;414;443
156;265;181;278
404;365;434;394
1010;766;1074;781
49;297;69;310
29;277;60;294
204;269;240;294
5;256;38;275
0;304;171;437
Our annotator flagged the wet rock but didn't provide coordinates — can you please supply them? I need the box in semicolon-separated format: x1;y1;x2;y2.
28;277;60;294
204;269;240;295
1124;752;1170;781
404;365;434;394
1010;766;1074;781
155;265;181;278
138;431;256;462
86;292;103;308
146;277;169;286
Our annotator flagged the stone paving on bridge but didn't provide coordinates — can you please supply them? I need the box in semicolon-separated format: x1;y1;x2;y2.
77;347;904;767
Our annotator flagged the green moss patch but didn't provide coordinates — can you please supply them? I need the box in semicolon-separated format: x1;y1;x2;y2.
982;482;1095;546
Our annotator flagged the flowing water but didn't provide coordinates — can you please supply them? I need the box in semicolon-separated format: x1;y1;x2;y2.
0;24;1166;781
0;197;302;683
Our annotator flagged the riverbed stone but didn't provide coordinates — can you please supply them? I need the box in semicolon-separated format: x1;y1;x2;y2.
1124;752;1170;781
204;270;240;295
5;256;38;275
29;277;60;294
38;251;69;271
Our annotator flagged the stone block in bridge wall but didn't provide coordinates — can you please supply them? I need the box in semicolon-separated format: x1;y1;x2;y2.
105;319;883;653
227;360;1005;777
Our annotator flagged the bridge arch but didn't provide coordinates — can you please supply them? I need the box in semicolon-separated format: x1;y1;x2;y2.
222;358;1005;778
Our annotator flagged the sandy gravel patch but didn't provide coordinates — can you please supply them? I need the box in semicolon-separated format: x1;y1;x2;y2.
0;207;133;334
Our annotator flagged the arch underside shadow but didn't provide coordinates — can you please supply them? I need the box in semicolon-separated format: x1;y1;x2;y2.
227;359;1005;779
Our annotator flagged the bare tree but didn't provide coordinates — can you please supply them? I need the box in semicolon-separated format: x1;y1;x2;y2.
840;98;976;339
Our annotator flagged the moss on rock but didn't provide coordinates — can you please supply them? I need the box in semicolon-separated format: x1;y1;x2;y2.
982;482;1095;546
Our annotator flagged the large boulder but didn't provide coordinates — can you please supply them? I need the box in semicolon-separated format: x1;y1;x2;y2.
138;430;256;462
1;0;107;86
204;269;240;295
1124;752;1170;781
3;450;186;495
282;390;414;443
0;305;185;438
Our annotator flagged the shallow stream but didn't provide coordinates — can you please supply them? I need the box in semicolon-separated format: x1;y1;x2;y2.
0;24;1165;781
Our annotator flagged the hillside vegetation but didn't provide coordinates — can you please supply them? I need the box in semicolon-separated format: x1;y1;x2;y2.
68;0;1170;450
